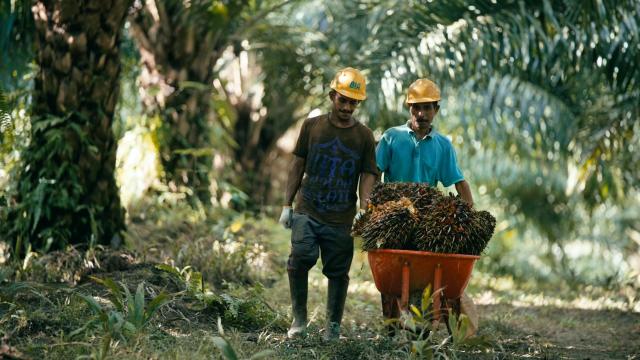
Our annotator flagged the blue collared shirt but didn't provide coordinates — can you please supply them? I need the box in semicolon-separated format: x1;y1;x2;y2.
376;122;464;186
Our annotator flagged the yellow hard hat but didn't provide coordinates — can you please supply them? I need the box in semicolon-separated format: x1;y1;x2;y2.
330;67;367;100
406;78;441;104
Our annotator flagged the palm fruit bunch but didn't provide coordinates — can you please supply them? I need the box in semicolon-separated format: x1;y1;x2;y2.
369;182;441;212
456;210;496;255
351;206;372;237
355;183;496;255
357;197;418;250
414;193;474;254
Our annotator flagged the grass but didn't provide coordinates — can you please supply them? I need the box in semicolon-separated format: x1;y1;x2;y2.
1;200;639;359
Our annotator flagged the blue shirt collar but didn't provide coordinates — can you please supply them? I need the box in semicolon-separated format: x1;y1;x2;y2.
405;120;435;139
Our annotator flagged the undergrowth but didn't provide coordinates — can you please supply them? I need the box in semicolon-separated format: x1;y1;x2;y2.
1;193;638;359
0;256;286;359
125;194;285;289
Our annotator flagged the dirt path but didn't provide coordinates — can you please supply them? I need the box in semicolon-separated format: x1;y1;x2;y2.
256;280;640;359
261;249;640;359
478;304;640;359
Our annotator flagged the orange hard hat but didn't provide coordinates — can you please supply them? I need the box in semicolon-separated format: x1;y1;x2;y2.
330;67;367;100
406;78;441;104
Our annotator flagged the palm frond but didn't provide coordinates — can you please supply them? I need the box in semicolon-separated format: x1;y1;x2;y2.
312;0;638;204
0;88;12;138
0;0;35;87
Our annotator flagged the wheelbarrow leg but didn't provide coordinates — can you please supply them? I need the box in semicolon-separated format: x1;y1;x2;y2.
442;296;460;335
381;294;400;319
443;294;478;338
399;261;410;312
381;261;410;337
381;293;400;336
432;263;442;328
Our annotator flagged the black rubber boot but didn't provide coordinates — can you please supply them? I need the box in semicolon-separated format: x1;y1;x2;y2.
287;271;308;338
324;277;349;341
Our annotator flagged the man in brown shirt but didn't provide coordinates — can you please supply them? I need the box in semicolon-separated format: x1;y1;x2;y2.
278;67;378;340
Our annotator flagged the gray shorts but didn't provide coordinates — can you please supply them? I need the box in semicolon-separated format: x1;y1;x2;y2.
287;212;354;280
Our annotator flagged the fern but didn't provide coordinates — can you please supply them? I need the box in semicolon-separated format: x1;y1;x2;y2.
0;89;13;142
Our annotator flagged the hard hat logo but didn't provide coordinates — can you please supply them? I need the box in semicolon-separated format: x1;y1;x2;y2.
330;67;367;101
406;78;441;104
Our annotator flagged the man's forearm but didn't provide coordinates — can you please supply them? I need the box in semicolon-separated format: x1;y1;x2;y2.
455;180;474;207
359;172;377;209
284;156;305;206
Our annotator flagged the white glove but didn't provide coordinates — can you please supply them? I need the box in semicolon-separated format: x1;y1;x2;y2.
353;208;366;224
279;206;293;229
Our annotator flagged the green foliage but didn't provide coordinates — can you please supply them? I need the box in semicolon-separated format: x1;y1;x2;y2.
299;0;639;219
2;221;639;358
127;0;278;206
212;318;275;360
155;263;229;314
153;254;285;332
0;89;12;214
127;196;284;289
72;278;171;359
0;77;32;208
0;89;10;142
0;0;34;87
0;3;33;208
391;285;492;359
288;0;640;284
212;336;275;360
206;223;272;288
3;114;105;256
220;283;287;331
3;0;130;258
156;264;204;295
0;279;37;304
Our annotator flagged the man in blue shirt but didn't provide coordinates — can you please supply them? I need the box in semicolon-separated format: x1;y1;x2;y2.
375;78;478;336
376;78;473;206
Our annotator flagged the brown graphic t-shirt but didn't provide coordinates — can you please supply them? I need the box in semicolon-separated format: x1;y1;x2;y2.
293;114;379;225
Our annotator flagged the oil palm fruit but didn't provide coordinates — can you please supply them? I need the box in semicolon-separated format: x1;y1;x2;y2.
360;197;418;251
361;183;496;255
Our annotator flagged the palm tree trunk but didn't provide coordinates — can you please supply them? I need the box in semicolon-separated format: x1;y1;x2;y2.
232;106;279;207
7;0;131;256
128;1;222;206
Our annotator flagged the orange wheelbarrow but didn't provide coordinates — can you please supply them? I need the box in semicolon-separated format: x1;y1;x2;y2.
368;249;479;328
